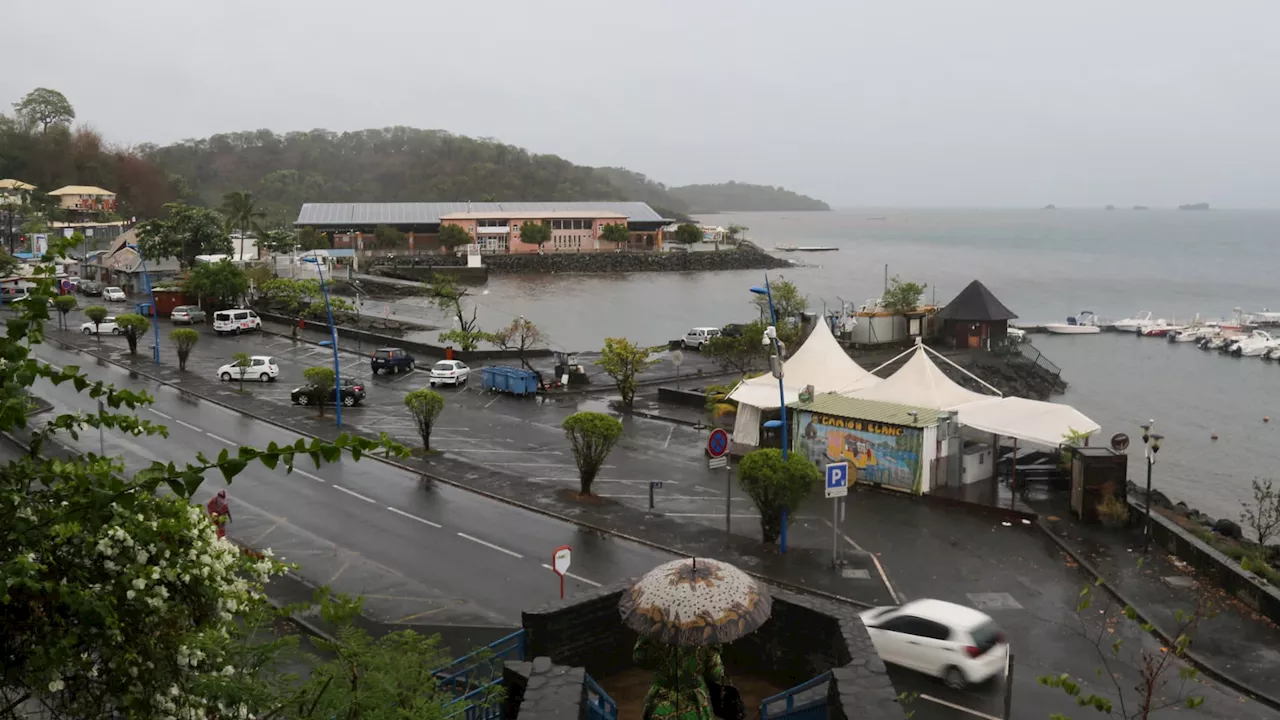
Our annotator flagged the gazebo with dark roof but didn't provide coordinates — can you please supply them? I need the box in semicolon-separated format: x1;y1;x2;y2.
936;280;1018;349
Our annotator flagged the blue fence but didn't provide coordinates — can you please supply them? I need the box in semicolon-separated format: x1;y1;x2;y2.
584;672;619;720
437;629;527;719
760;671;831;720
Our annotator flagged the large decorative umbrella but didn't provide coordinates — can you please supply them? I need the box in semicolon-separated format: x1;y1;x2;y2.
619;557;772;646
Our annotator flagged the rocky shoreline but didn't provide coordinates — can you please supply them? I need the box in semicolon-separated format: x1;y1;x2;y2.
370;241;790;275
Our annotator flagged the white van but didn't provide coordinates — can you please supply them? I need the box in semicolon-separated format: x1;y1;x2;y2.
213;309;263;335
681;327;722;350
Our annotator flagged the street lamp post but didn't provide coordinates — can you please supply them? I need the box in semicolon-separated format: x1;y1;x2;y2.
1139;421;1165;553
304;256;343;428
126;244;161;364
751;278;791;554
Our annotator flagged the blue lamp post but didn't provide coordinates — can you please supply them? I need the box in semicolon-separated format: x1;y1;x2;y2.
750;277;790;554
125;244;161;364
302;255;343;428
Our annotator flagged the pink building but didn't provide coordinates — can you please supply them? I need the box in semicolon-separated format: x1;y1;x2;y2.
438;210;637;254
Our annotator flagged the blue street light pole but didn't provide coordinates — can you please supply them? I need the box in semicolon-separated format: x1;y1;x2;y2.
303;256;343;428
126;244;161;364
751;277;790;554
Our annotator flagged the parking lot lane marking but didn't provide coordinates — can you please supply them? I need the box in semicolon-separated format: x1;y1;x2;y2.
598;494;749;501
822;518;900;603
206;432;236;446
332;485;376;504
386;506;443;528
540;564;602;587
664;426;675;449
149;408;173;420
175;419;203;432
916;695;1002;720
439;448;564;455
484;396;501;409
292;469;326;483
456;532;523;559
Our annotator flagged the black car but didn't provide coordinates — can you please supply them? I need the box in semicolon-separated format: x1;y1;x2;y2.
370;347;416;374
291;377;366;407
721;323;747;338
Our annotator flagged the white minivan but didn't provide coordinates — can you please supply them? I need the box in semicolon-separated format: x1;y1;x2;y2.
213;309;263;335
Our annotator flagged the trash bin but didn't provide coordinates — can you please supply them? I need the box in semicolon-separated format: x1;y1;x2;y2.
135;302;153;317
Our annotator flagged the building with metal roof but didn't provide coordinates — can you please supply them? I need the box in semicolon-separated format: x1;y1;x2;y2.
295;201;667;227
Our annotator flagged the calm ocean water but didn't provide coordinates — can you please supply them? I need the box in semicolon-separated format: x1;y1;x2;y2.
400;208;1280;523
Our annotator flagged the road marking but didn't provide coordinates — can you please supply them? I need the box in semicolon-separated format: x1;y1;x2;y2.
293;469;326;483
664;426;675;449
823;518;900;604
598;494;750;501
456;532;523;558
386;506;442;528
206;432;236;446
484;396;500;408
149;408;173;419
176;419;203;432
916;695;1002;720
540;564;602;587
441;448;564;455
332;485;376;503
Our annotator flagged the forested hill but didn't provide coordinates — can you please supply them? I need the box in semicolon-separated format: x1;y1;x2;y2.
667;181;830;213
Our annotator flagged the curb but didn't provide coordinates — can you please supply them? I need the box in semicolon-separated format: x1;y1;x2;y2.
50;334;880;611
1036;519;1280;712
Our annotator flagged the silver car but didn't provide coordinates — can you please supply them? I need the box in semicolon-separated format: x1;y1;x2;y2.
170;305;207;324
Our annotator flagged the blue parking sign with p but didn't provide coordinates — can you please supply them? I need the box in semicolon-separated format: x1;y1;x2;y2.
825;462;849;498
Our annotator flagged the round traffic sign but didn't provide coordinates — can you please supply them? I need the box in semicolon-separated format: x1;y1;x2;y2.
1111;433;1130;452
707;428;729;458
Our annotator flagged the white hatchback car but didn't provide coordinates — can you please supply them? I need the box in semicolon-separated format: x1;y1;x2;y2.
429;360;470;387
217;356;280;383
102;286;127;302
80;316;121;335
860;599;1008;689
681;327;721;349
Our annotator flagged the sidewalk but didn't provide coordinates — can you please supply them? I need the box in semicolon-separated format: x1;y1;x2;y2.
1031;493;1280;704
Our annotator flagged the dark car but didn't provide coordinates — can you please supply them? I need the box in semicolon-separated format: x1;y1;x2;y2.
78;280;101;296
721;323;747;338
370;347;416;374
291;377;366;407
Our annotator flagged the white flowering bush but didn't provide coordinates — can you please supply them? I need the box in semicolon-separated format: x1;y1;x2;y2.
0;240;405;718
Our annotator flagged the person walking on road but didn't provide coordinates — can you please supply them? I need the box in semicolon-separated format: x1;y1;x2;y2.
206;490;232;539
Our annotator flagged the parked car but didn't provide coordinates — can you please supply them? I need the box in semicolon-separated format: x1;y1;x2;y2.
721;323;747;338
291;377;365;407
102;287;127;302
80;316;121;335
860;599;1008;689
681;327;722;349
370;347;416;374
429;360;470;387
216;355;279;383
78;280;101;296
213;309;263;335
170;305;207;324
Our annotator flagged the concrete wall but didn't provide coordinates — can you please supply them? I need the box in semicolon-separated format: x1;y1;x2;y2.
520;580;906;719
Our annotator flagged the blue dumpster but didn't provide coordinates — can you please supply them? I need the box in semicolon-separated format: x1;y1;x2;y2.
480;366;538;396
134;302;153;317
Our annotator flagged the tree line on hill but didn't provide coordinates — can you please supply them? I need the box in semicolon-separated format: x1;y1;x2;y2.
1;87;828;228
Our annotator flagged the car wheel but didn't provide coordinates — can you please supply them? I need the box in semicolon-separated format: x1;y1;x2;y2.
298;395;310;406
680;340;688;349
81;327;92;335
259;373;270;383
942;667;966;690
429;381;436;387
221;372;232;382
409;360;415;370
112;328;121;335
342;396;356;407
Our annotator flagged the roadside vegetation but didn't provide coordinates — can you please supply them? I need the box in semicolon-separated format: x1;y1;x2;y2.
562;411;623;496
404;389;445;453
114;313;151;356
169;328;200;371
596;337;660;408
737;448;820;545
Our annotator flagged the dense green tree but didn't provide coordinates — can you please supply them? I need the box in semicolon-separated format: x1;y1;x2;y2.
135;203;232;268
596;337;660;408
881;275;927;314
703;321;766;375
754;278;808;332
599;222;630;248
404;389;445;452
170;327;200;371
296;226;329;251
669;181;830;213
562;412;624;496
437;224;473;252
303;366;336;417
52;295;77;331
673;223;703;245
114;313;151;356
726;224;748;242
257;228;296;257
374;224;406;249
518;220;550;251
83;304;108;342
738;449;821;544
12;87;75;133
185;259;249;310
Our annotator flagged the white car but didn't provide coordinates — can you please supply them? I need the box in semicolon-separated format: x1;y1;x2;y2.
80;317;121;335
102;287;127;302
217;355;280;383
860;599;1008;689
213;309;263;335
429;360;470;387
681;327;721;349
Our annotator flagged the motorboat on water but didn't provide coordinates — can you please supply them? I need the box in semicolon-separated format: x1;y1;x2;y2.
1228;330;1278;357
1044;311;1101;334
1139;320;1181;337
1169;326;1217;343
1111;311;1153;333
1203;333;1237;351
1006;327;1028;343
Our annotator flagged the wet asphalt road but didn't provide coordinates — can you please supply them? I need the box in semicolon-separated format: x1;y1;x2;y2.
30;340;678;627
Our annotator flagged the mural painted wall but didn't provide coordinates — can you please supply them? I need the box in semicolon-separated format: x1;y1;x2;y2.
796;411;925;492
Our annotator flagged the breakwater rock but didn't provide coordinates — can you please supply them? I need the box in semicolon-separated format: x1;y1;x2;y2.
370;243;789;277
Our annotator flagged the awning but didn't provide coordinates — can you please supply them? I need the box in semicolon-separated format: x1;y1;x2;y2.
956;397;1101;448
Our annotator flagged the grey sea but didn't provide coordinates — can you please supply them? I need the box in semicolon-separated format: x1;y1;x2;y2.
385;208;1280;525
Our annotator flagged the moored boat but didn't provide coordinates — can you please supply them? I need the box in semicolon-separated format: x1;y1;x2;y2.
1044;311;1101;335
1111;311;1153;333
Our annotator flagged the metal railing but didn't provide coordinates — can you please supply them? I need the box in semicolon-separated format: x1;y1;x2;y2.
993;339;1062;376
759;671;831;719
436;629;526;718
584;673;618;720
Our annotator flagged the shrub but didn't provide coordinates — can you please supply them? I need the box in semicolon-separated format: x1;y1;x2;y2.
169;328;200;371
738;449;821;545
404;389;445;451
303;366;336;417
114;313;151;356
562;412;624;496
1097;493;1130;529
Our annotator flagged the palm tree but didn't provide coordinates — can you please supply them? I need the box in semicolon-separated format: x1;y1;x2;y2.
220;191;265;261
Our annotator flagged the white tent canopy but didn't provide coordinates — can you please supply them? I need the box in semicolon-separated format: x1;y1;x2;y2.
845;344;997;410
956;396;1101;448
729;320;879;444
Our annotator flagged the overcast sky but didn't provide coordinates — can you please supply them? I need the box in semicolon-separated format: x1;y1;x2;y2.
6;0;1278;207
